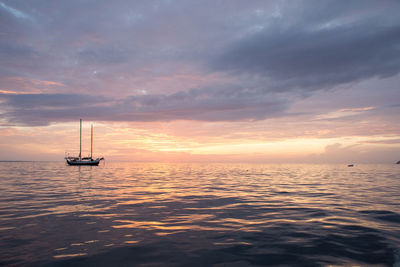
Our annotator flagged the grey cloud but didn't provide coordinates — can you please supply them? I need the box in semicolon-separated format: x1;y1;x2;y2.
0;93;111;125
1;93;108;109
78;46;129;65
214;22;400;91
0;2;31;20
0;41;36;61
0;88;289;126
119;88;288;122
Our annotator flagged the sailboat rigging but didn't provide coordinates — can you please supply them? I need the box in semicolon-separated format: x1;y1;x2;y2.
65;119;104;166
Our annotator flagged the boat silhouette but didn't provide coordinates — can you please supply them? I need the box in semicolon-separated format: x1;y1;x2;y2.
65;119;104;166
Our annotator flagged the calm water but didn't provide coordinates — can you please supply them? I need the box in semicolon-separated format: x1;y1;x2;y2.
0;162;399;266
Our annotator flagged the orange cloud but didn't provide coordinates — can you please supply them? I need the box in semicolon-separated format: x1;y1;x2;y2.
0;77;64;94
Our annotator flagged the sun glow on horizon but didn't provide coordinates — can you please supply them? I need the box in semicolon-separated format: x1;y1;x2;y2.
1;121;398;163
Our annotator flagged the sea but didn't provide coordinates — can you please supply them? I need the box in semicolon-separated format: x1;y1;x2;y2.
0;162;399;266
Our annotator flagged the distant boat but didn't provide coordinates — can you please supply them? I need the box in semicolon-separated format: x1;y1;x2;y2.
347;164;354;167
65;119;104;166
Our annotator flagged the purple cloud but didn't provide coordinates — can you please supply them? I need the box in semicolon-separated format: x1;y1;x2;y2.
0;0;399;126
0;88;289;125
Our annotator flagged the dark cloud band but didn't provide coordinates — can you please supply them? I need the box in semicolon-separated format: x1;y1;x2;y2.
214;23;400;91
0;90;289;126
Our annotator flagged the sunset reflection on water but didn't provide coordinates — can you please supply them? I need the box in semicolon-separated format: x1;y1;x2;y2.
0;162;399;266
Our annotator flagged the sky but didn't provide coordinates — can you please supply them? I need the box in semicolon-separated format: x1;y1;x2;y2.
0;0;399;163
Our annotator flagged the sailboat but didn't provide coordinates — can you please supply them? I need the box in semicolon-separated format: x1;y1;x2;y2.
65;119;104;166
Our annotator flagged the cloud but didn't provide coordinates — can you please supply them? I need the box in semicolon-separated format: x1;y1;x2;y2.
78;46;130;65
0;0;399;129
1;93;108;109
304;143;400;163
0;2;30;20
361;139;400;145
0;88;289;126
315;106;375;120
213;22;400;92
210;0;400;93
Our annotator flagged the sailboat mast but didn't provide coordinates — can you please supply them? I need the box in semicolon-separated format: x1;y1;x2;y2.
91;124;93;159
79;119;82;160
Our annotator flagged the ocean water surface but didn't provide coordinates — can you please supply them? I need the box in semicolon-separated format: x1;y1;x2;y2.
0;162;399;266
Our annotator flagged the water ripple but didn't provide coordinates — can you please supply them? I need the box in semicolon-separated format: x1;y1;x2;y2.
0;162;399;266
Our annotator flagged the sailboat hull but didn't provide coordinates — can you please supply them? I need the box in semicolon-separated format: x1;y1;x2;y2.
66;159;101;166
